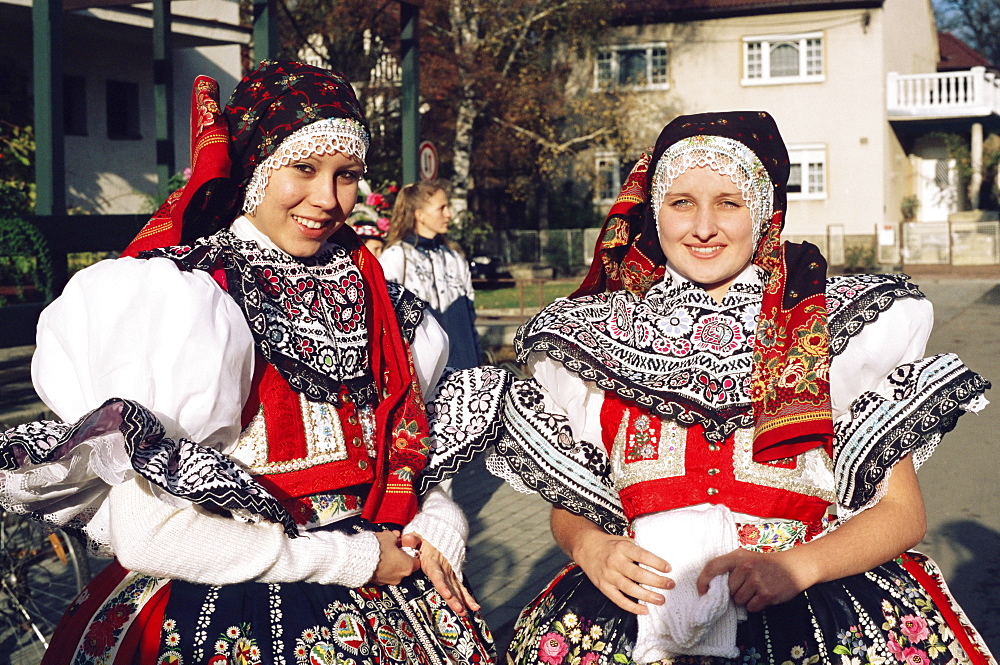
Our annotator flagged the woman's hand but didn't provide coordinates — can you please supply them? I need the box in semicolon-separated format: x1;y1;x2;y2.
551;507;673;615
696;455;928;613
369;530;420;586
697;548;813;613
402;532;480;616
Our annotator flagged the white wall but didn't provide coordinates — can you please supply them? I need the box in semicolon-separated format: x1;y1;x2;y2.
0;0;244;215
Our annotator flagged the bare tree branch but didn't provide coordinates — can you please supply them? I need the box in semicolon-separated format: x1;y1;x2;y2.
492;116;611;154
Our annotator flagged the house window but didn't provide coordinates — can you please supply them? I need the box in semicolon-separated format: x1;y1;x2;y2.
595;44;669;90
595;153;622;203
106;80;141;140
742;33;823;85
64;75;87;136
787;145;826;199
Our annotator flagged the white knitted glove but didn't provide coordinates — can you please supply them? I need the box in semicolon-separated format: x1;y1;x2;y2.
632;504;742;663
403;485;469;577
109;477;380;587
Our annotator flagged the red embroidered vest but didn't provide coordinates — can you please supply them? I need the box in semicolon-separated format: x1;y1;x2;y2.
228;359;376;526
601;392;834;524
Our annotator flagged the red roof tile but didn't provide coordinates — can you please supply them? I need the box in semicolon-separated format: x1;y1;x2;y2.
937;31;993;71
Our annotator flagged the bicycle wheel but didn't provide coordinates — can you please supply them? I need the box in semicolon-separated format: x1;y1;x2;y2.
0;512;91;664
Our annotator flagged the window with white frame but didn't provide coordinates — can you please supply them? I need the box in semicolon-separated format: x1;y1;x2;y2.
742;33;823;85
595;44;669;90
595;153;622;203
787;145;826;199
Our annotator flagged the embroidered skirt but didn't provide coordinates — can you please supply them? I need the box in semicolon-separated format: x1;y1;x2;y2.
508;552;995;665
41;560;495;664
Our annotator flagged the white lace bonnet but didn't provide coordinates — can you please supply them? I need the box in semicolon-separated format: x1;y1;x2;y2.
650;135;774;244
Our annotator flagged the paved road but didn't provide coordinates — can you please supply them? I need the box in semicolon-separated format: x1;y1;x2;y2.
2;275;998;660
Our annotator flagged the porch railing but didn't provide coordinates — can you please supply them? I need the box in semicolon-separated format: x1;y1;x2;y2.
887;67;1000;119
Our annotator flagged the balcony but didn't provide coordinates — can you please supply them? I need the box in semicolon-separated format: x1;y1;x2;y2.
887;67;1000;121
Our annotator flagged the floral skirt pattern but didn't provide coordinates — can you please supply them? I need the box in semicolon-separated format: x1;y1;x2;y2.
42;560;495;665
508;552;995;665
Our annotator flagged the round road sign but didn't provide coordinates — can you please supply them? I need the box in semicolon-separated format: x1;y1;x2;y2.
418;141;438;181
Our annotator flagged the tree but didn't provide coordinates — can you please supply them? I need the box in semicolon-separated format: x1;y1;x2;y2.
421;0;649;229
273;0;645;231
934;0;1000;66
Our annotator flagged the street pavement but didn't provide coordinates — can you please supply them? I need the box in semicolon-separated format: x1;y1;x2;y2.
1;274;998;660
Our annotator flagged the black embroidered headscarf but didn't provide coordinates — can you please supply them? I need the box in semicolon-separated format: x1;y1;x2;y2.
124;60;371;250
575;111;789;296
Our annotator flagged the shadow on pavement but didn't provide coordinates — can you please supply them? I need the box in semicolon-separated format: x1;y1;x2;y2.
933;520;1000;653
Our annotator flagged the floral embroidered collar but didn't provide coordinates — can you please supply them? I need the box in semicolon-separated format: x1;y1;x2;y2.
143;218;376;405
517;265;765;440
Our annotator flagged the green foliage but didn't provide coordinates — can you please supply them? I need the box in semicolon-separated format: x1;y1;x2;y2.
843;245;877;274
68;251;118;278
141;169;192;214
0;216;54;305
927;131;1000;210
900;195;920;222
449;209;494;258
0;121;36;219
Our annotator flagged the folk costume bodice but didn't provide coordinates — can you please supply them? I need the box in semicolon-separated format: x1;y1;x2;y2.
143;218;435;529
458;267;988;537
602;393;833;525
230;365;375;528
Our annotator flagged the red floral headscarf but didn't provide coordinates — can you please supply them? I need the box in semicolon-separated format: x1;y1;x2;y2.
576;111;833;463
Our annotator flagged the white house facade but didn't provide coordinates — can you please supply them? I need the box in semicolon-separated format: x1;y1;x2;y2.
574;0;999;265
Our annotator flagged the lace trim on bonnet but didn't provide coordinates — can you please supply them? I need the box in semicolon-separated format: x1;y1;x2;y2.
243;117;370;215
651;134;774;244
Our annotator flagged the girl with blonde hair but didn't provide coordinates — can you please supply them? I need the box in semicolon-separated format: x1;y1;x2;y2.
381;179;483;369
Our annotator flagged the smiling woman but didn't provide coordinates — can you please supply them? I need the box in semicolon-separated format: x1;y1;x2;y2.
422;111;995;665
0;61;494;664
655;166;755;302
245;151;364;257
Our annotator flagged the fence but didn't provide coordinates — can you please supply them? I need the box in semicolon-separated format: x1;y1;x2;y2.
475;228;602;273
476;222;1000;273
903;220;1000;265
887;67;1000;118
480;228;849;271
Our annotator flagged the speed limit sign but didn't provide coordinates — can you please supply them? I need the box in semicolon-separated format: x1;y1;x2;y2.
418;141;438;181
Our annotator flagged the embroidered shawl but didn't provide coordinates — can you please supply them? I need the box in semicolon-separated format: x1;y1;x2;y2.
554;111;834;462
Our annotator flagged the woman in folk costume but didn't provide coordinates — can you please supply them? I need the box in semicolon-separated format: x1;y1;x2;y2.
425;111;994;664
0;61;494;663
380;180;483;370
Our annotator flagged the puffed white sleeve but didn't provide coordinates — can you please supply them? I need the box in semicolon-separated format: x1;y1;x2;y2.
829;297;933;419
32;257;253;450
829;295;989;518
528;352;604;444
411;314;449;398
26;258;386;585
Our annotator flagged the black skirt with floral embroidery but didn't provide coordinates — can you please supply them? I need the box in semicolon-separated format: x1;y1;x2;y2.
41;558;495;665
508;552;995;665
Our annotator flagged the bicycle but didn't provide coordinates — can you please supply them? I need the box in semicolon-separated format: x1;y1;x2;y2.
0;510;91;663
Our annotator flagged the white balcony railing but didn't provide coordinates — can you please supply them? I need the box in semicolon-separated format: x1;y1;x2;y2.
887;67;1000;119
